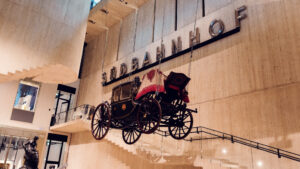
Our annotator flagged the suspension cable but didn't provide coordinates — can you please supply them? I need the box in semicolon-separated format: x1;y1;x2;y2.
156;0;166;96
187;0;200;89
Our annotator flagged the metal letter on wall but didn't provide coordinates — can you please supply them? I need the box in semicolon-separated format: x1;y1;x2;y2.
177;36;182;52
156;44;165;61
171;39;177;55
143;52;151;67
172;36;183;55
120;63;127;77
110;67;117;80
132;58;139;71
189;28;200;47
102;72;107;85
235;6;247;27
209;19;225;37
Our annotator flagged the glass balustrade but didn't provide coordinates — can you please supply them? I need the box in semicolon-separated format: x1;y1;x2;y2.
52;105;95;126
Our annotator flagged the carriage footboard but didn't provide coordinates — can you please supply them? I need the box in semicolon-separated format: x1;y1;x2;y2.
186;108;198;113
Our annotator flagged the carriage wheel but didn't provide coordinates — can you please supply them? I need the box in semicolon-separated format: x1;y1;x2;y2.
137;98;162;134
122;127;141;144
168;110;193;140
91;103;111;140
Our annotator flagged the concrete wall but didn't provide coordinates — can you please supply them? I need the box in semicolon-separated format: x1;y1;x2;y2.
70;0;300;168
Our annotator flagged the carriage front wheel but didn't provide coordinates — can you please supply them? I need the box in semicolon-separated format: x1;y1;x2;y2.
91;103;111;140
137;98;162;134
168;110;193;140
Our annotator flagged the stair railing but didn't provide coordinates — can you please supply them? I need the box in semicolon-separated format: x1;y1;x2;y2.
155;126;300;162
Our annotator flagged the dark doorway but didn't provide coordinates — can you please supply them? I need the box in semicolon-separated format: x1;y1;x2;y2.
43;134;68;169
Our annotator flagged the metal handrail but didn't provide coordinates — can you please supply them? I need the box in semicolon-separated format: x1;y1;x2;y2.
155;126;300;162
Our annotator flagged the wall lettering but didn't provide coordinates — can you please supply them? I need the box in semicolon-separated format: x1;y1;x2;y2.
101;6;247;86
189;28;200;47
209;19;225;37
172;36;183;54
143;52;151;67
156;44;165;61
110;67;117;80
132;58;139;71
120;63;127;76
102;72;107;85
177;36;182;52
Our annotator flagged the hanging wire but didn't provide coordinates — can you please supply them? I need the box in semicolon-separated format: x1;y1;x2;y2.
155;0;166;96
187;0;200;91
101;30;109;102
250;148;254;169
157;133;166;163
200;129;203;159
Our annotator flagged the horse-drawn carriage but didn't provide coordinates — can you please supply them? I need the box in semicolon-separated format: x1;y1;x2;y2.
91;69;197;144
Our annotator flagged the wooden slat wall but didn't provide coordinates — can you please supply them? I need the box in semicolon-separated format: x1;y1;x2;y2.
81;31;107;78
75;0;300;168
104;22;121;66
205;0;232;15
153;0;176;42
134;0;155;50
117;12;137;60
177;0;203;29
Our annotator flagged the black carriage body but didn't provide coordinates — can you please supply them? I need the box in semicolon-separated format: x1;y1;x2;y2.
111;82;136;120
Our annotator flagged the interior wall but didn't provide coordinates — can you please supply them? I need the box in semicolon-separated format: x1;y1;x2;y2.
73;0;300;168
118;12;137;60
134;0;155;50
153;0;176;41
0;81;57;131
0;0;90;78
177;0;203;29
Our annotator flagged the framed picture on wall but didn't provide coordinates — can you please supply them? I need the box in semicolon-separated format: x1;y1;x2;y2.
13;80;39;112
11;80;40;123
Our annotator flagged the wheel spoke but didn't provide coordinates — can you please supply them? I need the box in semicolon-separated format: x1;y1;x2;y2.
97;126;101;138
126;131;130;141
174;127;179;136
94;126;99;136
130;132;134;143
95;112;100;119
132;131;136;141
181;127;186;134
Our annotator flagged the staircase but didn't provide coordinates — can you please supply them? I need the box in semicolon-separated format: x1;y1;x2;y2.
55;105;300;168
0;64;78;84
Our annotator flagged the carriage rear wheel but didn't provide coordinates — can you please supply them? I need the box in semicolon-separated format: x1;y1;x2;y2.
168;109;193;140
137;98;162;134
91;103;111;140
122;127;141;144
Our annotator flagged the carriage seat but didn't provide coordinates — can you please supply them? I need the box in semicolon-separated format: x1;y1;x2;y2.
165;72;190;91
164;72;190;102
